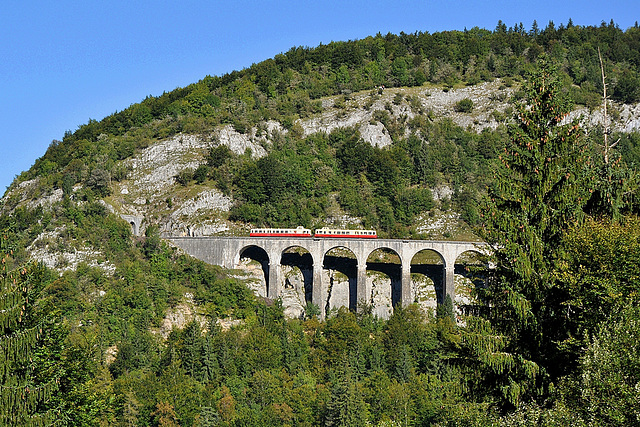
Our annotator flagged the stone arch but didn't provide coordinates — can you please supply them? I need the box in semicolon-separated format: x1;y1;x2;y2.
322;246;358;315
410;249;445;312
238;245;270;298
366;247;402;318
454;249;487;315
279;245;314;318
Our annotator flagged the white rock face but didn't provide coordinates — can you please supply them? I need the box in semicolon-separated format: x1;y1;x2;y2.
125;134;209;195
27;228;116;275
431;185;454;202
233;259;443;320
216;125;267;157
412;275;438;313
369;272;393;318
170;189;232;218
415;212;461;234
238;258;268;298
280;265;309;318
159;189;233;236
359;122;393;148
27;188;63;210
154;302;208;339
568;103;640;133
298;80;515;148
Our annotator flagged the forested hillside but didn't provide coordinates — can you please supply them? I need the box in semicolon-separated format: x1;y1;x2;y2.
2;20;640;426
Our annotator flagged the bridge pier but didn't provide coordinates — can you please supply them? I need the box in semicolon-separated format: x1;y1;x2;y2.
357;262;368;311
312;262;324;317
267;262;280;299
401;262;412;307
444;264;455;303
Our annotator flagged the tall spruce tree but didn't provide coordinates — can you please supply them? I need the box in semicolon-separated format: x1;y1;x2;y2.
477;58;590;403
325;358;368;427
0;232;59;425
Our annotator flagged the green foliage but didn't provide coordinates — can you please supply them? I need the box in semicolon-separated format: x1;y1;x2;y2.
0;233;60;425
555;217;640;365
436;294;455;322
479;59;590;405
454;98;474;113
612;69;640;104
206;144;233;168
175;167;194;186
193;164;209;184
572;304;640;425
584;129;636;220
325;359;369;426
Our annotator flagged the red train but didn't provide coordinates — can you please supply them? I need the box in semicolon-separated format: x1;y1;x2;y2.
313;228;377;238
249;227;377;238
249;226;312;237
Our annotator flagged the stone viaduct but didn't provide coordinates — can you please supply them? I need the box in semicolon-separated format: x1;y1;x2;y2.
167;236;488;316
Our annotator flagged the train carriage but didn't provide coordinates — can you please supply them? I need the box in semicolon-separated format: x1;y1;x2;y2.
249;226;312;237
314;228;377;238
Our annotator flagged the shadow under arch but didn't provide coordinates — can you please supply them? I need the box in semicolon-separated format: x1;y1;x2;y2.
366;247;402;318
322;246;358;315
454;249;488;315
410;249;445;309
238;245;270;298
280;245;314;315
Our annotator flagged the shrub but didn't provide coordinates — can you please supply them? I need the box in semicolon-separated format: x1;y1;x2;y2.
175;168;194;186
454;98;474;113
193;165;209;184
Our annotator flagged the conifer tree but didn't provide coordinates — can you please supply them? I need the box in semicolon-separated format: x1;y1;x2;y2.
0;232;59;425
477;58;590;403
325;357;368;426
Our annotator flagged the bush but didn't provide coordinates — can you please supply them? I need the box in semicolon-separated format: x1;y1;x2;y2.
454;98;474;113
175;168;194;186
193;165;209;184
207;145;233;168
613;71;640;104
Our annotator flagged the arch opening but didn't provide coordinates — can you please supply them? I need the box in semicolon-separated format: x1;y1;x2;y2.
454;250;488;316
410;249;445;313
129;221;136;235
238;245;270;298
323;247;357;315
279;246;314;319
366;248;402;319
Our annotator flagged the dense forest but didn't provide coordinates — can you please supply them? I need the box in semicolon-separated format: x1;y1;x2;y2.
2;20;640;426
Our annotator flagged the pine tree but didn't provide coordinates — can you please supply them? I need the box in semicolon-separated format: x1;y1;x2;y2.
200;317;220;383
0;232;60;425
478;58;590;404
325;358;368;427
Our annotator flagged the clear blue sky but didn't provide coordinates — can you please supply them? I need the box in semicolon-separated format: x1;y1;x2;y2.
1;0;638;193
